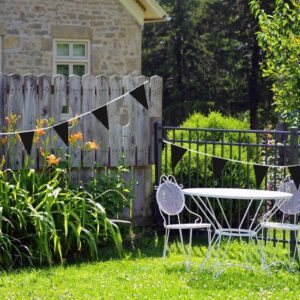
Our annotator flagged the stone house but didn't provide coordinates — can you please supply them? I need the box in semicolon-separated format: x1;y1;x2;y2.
0;0;166;76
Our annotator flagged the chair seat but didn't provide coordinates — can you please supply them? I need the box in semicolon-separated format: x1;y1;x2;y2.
165;223;211;230
261;221;300;231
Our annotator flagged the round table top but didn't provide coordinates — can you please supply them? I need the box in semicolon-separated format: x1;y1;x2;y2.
182;188;292;200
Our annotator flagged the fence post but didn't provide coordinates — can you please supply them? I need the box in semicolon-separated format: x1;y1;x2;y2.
154;121;162;186
154;121;163;226
289;126;298;258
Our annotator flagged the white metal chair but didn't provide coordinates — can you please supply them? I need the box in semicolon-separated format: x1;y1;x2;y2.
156;175;211;269
261;179;300;269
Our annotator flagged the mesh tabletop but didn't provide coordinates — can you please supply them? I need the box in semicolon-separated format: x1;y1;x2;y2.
182;188;292;200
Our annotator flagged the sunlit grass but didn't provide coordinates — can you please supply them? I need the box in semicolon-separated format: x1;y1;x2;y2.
0;234;299;299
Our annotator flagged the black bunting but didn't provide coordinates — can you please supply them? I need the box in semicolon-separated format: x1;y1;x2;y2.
212;157;227;180
53;122;69;147
171;144;187;170
19;131;35;155
92;106;109;129
254;165;269;188
129;84;148;110
288;166;300;189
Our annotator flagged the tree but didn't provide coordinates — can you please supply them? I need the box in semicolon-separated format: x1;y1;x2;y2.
143;0;273;128
250;0;300;126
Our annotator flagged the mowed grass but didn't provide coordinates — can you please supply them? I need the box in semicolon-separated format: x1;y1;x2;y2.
0;233;300;300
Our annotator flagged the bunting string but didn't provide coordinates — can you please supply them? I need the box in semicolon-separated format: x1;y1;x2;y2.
0;81;149;136
163;139;300;168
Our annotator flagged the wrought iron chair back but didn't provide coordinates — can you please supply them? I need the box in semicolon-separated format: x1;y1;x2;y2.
276;180;300;217
156;175;185;217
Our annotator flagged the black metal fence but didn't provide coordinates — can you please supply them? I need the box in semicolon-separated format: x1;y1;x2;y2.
154;122;300;252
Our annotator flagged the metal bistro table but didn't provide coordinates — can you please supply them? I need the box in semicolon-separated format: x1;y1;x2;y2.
182;188;292;277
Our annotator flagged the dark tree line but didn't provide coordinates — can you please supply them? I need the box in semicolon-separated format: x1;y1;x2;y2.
142;0;275;128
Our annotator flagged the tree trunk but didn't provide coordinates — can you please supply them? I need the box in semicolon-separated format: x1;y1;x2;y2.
248;38;260;129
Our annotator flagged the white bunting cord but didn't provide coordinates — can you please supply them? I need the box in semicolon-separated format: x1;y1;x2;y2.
163;139;300;168
0;81;148;136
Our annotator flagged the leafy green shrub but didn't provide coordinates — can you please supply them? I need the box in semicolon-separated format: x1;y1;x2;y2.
84;165;133;218
164;111;256;189
0;167;123;268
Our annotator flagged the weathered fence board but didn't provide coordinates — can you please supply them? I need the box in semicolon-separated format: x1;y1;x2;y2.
23;74;37;168
0;73;163;226
123;75;136;166
149;76;163;164
82;75;97;169
53;75;67;159
37;74;52;168
0;73;8;163
109;75;123;166
135;76;150;166
69;75;82;169
95;75;110;167
8;74;23;169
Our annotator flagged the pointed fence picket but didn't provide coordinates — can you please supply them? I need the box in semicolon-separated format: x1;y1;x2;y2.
0;73;163;225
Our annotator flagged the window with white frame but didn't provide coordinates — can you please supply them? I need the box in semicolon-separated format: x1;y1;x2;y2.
53;40;90;77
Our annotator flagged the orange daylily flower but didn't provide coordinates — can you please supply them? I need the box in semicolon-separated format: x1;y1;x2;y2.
46;154;61;166
85;141;100;151
36;129;46;136
69;132;83;144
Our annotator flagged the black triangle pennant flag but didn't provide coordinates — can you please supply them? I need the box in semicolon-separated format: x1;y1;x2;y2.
129;84;148;110
53;122;69;147
288;166;300;189
92;106;109;130
254;165;269;188
19;131;35;155
212;157;227;180
171;144;187;169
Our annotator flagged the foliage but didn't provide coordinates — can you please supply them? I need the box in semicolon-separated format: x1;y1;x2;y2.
164;112;256;189
143;0;273;128
84;165;133;218
0;112;134;268
250;0;300;125
0;238;299;299
0;167;122;267
0;166;123;268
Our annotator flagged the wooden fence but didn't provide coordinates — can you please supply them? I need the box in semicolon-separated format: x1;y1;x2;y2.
0;73;163;225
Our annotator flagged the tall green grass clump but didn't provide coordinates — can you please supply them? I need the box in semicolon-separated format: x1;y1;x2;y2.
0;167;122;268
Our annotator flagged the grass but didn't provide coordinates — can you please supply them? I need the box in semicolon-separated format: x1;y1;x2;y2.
0;232;300;300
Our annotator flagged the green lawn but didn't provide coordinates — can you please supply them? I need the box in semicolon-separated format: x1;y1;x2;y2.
0;234;299;300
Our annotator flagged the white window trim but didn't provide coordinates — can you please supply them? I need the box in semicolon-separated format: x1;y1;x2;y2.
52;38;91;76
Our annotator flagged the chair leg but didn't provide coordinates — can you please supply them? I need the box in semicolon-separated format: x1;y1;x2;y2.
213;234;222;277
187;229;193;270
179;228;187;267
208;229;212;250
291;231;299;269
163;228;170;264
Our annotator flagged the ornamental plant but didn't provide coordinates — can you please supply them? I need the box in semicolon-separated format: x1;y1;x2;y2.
0;115;132;268
250;0;300;125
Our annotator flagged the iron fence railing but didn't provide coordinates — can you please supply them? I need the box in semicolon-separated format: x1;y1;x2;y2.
154;122;300;254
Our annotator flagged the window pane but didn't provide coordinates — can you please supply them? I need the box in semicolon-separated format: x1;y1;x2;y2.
57;43;69;56
73;44;86;57
73;65;86;76
57;64;69;77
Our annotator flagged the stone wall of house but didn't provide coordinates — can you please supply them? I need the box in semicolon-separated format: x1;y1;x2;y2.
0;0;142;75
